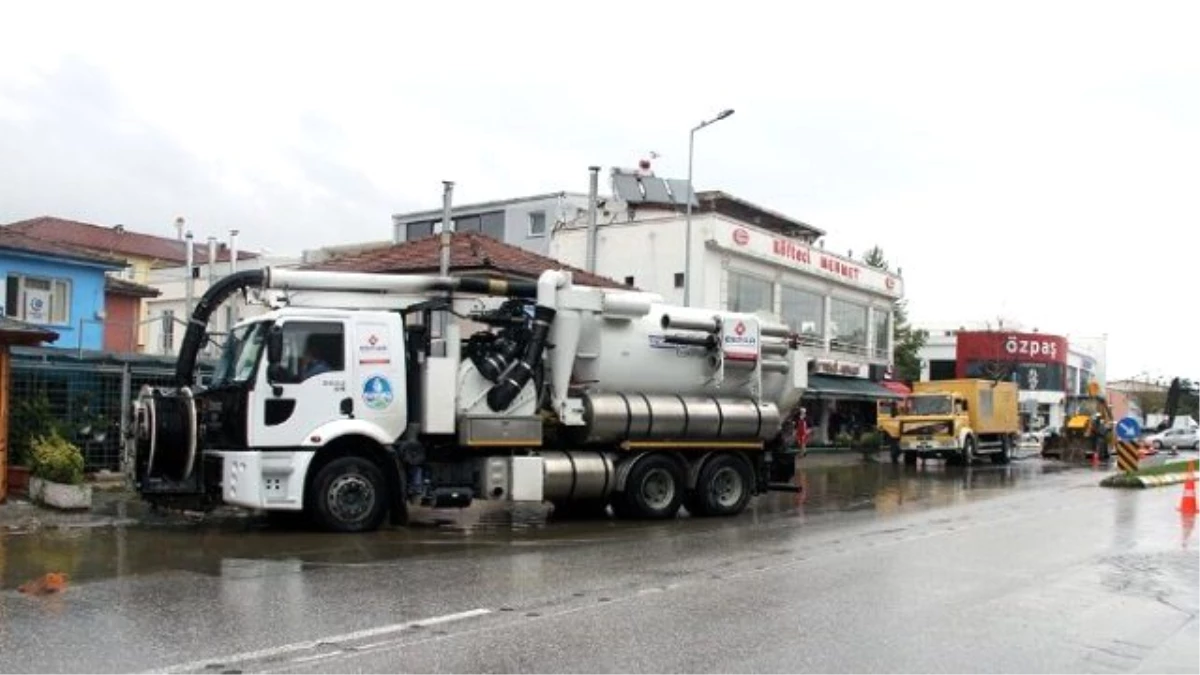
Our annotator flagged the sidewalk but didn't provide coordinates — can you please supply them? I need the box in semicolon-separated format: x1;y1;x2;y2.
0;488;146;533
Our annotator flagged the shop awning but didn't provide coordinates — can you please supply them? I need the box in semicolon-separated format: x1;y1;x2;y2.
804;374;905;401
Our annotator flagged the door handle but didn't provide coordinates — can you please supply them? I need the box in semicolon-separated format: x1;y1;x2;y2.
340;397;354;418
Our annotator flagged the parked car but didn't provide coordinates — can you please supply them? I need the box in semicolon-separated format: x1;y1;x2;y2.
1149;427;1199;451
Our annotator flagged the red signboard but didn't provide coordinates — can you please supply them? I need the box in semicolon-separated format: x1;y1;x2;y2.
954;331;1069;391
955;331;1067;365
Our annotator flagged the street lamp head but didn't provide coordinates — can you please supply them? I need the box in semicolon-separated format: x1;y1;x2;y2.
717;109;735;120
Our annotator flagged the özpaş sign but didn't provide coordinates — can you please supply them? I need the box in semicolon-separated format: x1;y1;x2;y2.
724;223;903;298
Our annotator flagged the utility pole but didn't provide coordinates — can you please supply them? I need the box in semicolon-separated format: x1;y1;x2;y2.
683;108;735;307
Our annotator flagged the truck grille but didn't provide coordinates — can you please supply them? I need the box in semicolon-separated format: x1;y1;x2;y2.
901;420;952;436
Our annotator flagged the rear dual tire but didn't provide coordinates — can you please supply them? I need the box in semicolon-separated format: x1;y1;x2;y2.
612;453;754;520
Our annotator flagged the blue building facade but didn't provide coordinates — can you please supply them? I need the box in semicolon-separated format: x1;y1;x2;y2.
0;228;122;351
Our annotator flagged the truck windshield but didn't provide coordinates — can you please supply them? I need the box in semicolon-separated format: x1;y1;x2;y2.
908;395;952;416
211;322;269;387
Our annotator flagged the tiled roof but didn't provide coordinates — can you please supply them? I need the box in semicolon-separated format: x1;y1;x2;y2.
0;316;59;346
306;232;632;290
4;216;259;266
105;276;162;298
0;226;125;266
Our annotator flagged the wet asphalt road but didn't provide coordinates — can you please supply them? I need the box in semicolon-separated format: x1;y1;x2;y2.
1;454;1197;674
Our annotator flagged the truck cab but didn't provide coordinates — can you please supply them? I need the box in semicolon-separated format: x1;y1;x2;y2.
892;379;1019;466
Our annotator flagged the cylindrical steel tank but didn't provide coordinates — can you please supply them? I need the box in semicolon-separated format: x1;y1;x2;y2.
580;392;781;444
540;450;618;503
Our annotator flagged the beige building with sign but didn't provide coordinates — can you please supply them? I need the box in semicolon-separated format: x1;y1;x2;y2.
549;175;906;444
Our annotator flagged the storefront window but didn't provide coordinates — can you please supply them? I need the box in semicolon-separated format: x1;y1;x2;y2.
829;298;868;353
872;308;890;359
727;271;774;314
780;285;823;343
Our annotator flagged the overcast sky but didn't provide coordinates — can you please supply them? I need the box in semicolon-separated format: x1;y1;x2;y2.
1;1;1196;382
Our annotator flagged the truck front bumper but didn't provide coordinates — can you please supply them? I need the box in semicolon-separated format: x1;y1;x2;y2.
899;437;959;453
209;450;316;511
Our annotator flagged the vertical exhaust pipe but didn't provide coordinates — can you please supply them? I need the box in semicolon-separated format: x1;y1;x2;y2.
184;230;195;320
206;236;217;286
586;165;600;273
439;181;454;277
228;228;240;328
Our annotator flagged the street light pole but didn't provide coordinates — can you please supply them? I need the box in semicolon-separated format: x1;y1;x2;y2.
683;108;735;307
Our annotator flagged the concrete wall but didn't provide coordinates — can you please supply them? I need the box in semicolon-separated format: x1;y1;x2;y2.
0;252;112;351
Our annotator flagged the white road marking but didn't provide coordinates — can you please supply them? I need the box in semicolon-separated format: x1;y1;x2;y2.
145;608;492;673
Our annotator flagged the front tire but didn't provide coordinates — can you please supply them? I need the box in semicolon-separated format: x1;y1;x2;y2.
310;456;388;533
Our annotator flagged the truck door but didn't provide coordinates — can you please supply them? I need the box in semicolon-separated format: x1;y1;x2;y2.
251;319;351;448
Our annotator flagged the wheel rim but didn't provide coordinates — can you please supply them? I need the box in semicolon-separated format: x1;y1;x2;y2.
327;472;376;524
709;466;744;508
640;468;676;510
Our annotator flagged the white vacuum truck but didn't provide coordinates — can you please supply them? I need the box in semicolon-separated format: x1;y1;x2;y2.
129;267;809;532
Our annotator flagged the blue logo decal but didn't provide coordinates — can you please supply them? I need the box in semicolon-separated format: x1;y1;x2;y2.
362;375;394;410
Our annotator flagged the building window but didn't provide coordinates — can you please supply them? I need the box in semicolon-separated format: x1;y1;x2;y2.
624;276;635;287
780;285;823;344
456;214;482;234
872;309;890;359
727;271;774;314
929;359;957;380
528;210;547;237
674;272;685;288
480;211;505;240
5;274;71;324
405;220;435;241
829;297;868;354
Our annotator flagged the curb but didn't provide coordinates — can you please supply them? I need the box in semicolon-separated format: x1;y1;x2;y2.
1099;472;1193;489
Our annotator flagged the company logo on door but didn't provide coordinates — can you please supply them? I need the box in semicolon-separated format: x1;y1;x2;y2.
362;375;394;410
358;331;391;365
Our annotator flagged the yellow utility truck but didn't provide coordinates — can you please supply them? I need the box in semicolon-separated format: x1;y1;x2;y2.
890;379;1020;466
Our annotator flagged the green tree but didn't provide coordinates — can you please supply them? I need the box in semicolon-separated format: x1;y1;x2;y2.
863;246;927;382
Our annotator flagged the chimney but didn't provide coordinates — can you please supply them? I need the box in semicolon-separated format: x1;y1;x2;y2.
174;216;185;240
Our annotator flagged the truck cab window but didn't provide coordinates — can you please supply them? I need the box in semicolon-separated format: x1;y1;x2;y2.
279;321;345;383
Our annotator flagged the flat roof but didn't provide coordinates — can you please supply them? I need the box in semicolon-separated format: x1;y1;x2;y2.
695;190;826;239
392;191;590;222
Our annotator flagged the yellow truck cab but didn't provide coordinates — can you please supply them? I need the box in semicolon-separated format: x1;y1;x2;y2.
890;379;1020;466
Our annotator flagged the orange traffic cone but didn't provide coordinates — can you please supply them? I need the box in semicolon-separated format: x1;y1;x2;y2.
1179;461;1199;515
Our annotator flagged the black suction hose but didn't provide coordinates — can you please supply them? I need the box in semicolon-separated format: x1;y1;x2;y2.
175;269;265;385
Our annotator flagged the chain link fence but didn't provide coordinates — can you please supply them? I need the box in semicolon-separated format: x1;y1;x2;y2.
8;346;214;473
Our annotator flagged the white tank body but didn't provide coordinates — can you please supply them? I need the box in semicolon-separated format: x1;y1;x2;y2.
567;301;800;409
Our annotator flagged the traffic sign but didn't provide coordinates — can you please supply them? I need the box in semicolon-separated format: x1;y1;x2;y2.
1116;416;1142;441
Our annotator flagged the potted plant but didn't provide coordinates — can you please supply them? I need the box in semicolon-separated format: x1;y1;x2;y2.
857;430;883;461
28;430;91;510
834;431;855;451
7;393;60;496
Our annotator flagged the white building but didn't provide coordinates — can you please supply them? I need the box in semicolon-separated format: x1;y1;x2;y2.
549;170;906;444
916;321;1107;431
391;191;593;256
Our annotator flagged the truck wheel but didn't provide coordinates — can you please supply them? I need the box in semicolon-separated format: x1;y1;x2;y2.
310;456;388;533
614;455;684;520
688;454;753;517
903;451;918;466
961;437;976;466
